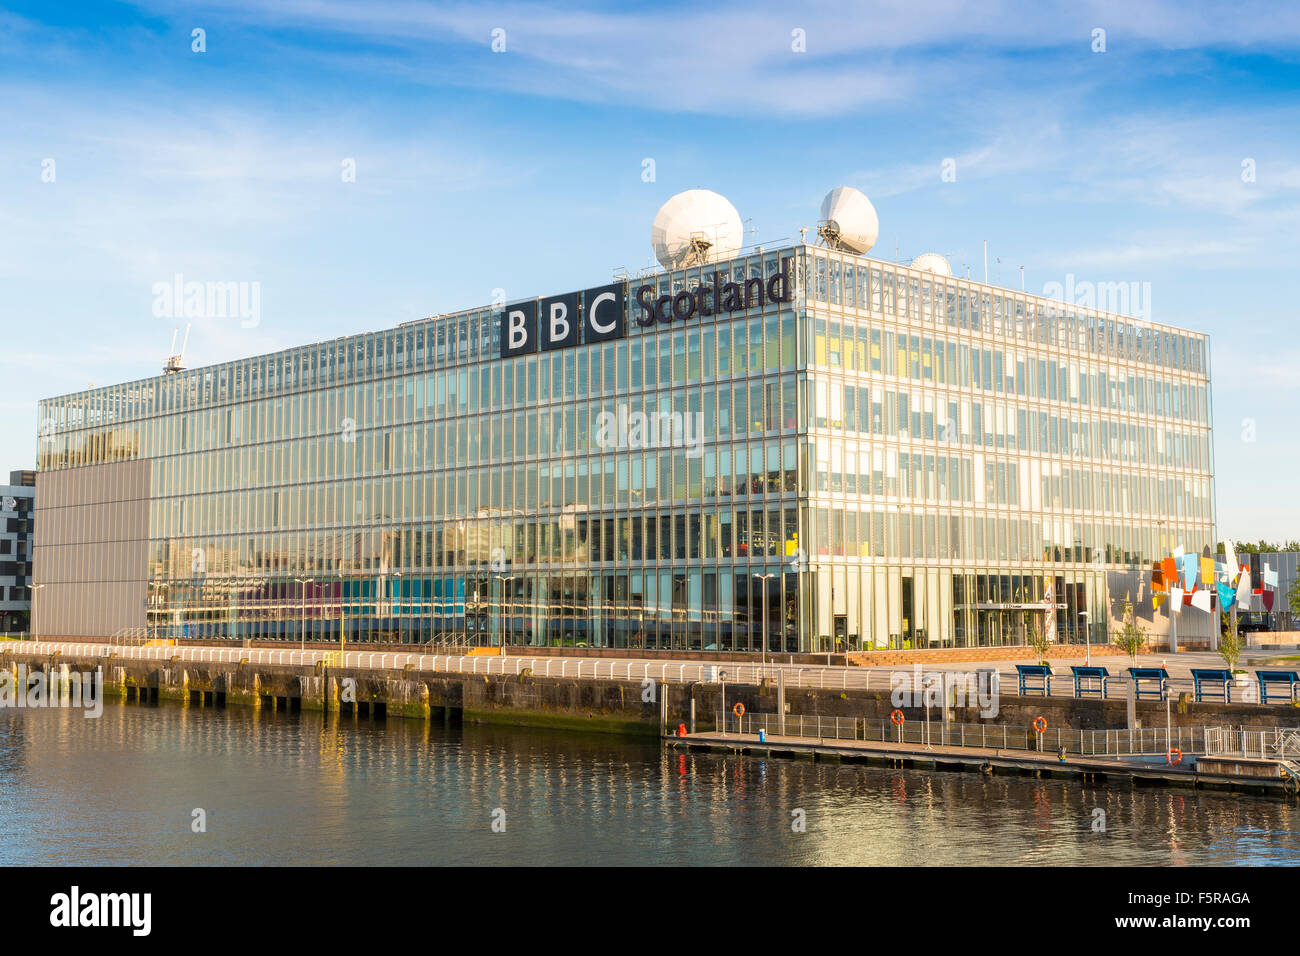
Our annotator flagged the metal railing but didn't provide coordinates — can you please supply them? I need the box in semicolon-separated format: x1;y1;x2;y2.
429;632;473;650
1204;726;1300;760
5;639;1299;710
2;640;878;688
856;665;1296;707
108;627;149;646
716;711;1217;758
870;667;1297;707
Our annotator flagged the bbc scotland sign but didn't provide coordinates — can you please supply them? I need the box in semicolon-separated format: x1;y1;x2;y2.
499;258;792;359
500;283;624;358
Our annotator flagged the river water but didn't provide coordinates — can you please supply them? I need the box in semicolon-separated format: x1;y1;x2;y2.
1;703;1297;866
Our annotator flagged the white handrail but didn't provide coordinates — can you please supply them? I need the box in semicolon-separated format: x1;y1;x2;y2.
6;640;1269;704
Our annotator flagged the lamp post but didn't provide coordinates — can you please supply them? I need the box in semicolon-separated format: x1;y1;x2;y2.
752;572;779;675
31;583;45;639
922;674;936;750
1166;674;1173;757
293;577;311;649
147;581;168;643
1080;611;1091;667
1169;594;1179;655
392;570;403;645
338;569;346;658
719;669;728;736
470;583;481;648
494;574;513;654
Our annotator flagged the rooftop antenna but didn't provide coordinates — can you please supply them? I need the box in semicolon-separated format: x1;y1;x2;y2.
683;219;732;267
652;191;742;270
1020;265;1025;291
686;230;716;264
163;324;191;374
817;186;878;253
799;226;809;243
983;240;988;284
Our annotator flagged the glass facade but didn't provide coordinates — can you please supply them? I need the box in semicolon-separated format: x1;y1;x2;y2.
35;244;1215;652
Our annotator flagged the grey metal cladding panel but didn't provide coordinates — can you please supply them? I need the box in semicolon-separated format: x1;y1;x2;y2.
34;459;150;637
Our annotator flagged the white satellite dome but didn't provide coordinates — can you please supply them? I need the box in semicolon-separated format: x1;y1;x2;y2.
910;253;952;276
651;189;744;270
818;186;878;254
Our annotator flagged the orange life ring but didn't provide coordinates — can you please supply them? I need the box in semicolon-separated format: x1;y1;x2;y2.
890;709;905;725
1167;747;1182;765
1033;716;1047;733
732;702;745;718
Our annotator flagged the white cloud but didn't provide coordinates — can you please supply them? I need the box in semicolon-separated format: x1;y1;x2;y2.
0;87;509;286
849;121;1068;197
1214;347;1300;392
1055;236;1253;269
108;0;1300;118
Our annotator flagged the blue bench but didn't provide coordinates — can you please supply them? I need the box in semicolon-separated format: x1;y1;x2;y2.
1190;668;1233;703
1126;666;1170;701
1256;670;1300;705
1070;665;1110;698
1016;663;1054;696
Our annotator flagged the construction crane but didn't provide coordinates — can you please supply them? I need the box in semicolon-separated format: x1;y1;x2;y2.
163;324;191;374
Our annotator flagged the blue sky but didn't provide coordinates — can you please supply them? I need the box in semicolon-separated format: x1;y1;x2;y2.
1;0;1298;540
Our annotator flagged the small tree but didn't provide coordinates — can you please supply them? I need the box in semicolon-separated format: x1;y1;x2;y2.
1112;598;1148;664
1288;577;1300;623
1219;611;1244;674
1027;618;1050;664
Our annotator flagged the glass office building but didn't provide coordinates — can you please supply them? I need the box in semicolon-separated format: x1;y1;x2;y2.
34;243;1215;651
